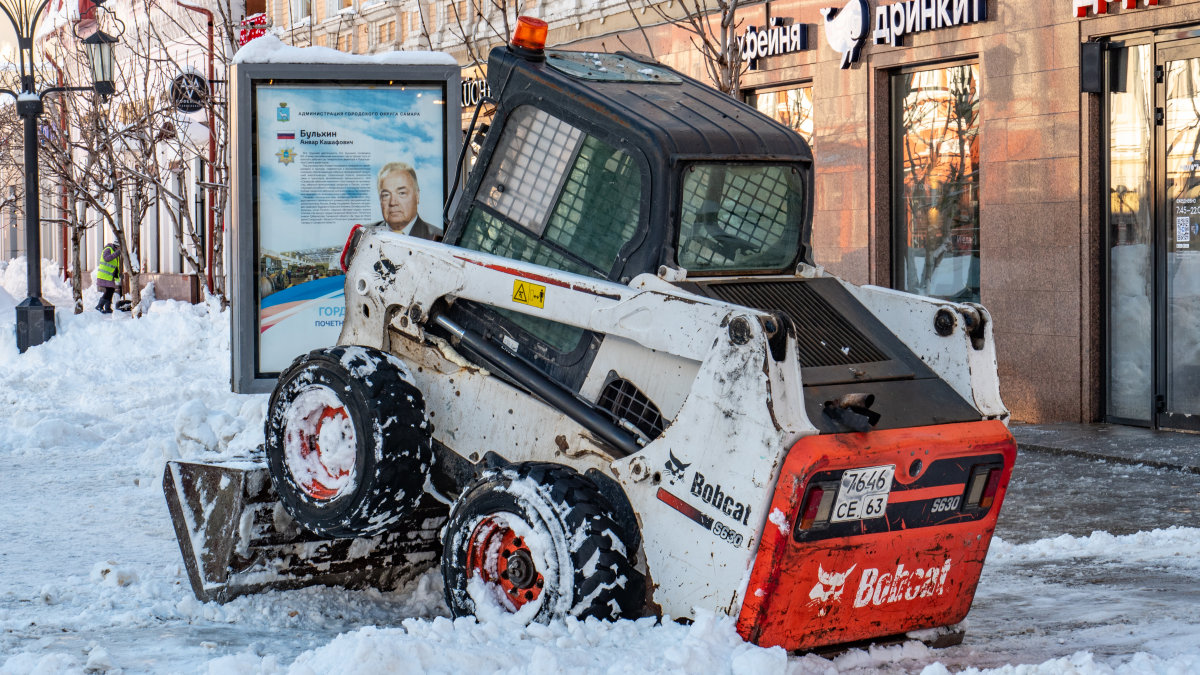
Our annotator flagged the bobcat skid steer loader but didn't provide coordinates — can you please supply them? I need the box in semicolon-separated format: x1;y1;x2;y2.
165;17;1015;652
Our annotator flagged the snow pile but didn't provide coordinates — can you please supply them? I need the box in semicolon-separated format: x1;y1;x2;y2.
923;651;1200;675
207;610;786;675
988;527;1200;567
233;34;456;66
0;257;76;311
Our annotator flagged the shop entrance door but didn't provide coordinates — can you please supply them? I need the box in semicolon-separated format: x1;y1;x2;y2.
1105;37;1200;430
1157;42;1200;430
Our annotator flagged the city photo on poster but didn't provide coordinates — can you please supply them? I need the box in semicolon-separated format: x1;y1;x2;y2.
253;83;445;374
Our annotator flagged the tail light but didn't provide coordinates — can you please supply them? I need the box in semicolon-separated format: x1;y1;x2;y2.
339;224;366;272
794;482;836;538
980;468;1003;509
964;465;1003;510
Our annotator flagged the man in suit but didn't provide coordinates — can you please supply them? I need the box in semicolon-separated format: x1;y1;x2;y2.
374;162;442;240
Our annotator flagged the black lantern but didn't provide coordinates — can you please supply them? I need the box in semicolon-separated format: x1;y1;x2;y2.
82;29;119;96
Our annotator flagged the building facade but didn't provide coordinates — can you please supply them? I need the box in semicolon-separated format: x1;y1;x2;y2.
261;0;1200;427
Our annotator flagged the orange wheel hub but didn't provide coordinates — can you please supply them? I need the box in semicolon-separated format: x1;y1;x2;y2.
466;516;545;610
297;405;351;500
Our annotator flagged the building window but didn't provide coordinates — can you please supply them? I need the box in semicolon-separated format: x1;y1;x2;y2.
379;19;395;43
891;63;980;303
295;0;310;19
746;83;813;146
340;0;352;8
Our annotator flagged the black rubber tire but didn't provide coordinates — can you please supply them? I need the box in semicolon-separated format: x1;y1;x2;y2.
265;346;431;538
441;462;645;623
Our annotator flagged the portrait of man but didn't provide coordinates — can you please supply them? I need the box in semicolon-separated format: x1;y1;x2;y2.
374;161;443;240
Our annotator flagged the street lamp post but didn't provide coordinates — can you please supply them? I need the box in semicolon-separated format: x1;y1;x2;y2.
1;0;118;353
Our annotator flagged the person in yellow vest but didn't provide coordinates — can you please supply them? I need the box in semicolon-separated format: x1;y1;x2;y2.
96;241;122;314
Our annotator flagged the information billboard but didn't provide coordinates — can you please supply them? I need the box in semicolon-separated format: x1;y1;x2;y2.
231;56;460;393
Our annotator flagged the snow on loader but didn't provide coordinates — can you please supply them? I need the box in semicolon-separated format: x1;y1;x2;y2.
165;17;1016;651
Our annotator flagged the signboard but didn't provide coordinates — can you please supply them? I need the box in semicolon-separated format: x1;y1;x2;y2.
1074;0;1159;18
239;13;269;46
462;75;490;107
871;0;988;48
823;0;991;68
739;18;810;69
231;58;460;393
170;72;207;113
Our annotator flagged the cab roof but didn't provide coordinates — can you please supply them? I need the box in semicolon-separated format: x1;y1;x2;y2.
484;46;814;163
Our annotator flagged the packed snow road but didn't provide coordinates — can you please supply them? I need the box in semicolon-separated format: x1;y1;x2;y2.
1;259;1199;674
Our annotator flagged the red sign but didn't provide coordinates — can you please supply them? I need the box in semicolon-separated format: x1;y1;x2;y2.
239;13;269;47
1075;0;1159;18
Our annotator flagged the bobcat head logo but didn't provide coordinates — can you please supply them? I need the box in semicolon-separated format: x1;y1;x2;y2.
808;564;857;605
664;451;691;483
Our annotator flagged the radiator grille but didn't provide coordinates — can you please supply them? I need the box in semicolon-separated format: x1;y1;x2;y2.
706;281;889;367
598;377;665;441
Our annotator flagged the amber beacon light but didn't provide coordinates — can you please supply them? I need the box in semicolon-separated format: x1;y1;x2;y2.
511;16;548;52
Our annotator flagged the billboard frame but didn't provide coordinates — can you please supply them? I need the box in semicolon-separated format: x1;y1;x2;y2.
230;61;460;393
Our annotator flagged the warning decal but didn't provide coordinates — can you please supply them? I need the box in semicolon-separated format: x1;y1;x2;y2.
512;279;546;308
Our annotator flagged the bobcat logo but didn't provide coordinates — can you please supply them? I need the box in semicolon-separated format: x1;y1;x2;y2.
808;564;857;605
664;451;691;483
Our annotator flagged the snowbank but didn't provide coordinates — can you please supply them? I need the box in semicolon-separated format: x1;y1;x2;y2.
209;610;786;675
233;34;456;66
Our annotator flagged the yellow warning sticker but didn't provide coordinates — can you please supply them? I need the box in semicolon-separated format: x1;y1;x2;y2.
512;279;546;308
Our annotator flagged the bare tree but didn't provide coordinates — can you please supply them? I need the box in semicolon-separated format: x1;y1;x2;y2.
39;84;113;312
447;0;519;71
896;65;980;302
0;102;23;236
649;0;746;97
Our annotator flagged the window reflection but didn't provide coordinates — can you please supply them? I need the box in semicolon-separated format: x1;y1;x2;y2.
1164;55;1200;414
892;64;980;303
747;84;814;146
1106;44;1153;422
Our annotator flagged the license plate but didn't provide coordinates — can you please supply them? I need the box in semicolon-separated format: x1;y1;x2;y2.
831;464;894;523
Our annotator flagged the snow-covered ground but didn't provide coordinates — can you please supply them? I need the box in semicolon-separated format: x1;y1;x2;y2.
2;257;1199;674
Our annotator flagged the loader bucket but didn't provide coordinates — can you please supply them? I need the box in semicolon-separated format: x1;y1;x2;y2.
163;460;447;603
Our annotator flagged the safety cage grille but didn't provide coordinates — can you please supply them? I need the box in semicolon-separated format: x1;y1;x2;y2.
705;281;888;368
598;376;665;441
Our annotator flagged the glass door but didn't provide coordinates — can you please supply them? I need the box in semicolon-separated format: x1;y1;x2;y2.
1158;41;1200;430
1105;42;1154;424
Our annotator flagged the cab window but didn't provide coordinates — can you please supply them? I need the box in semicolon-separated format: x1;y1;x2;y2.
457;105;644;352
677;163;805;274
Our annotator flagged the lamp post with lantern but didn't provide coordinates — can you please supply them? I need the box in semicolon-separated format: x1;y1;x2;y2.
0;0;120;352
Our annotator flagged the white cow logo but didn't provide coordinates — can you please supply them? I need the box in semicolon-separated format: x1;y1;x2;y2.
808;564;857;605
820;0;870;69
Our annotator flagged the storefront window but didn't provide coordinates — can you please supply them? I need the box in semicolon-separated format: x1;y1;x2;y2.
746;84;814;146
892;63;980;303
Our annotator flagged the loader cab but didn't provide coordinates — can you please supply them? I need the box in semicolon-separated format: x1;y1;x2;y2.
442;42;814;390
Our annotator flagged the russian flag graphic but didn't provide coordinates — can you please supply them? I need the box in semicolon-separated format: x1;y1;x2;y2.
277;132;295;140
